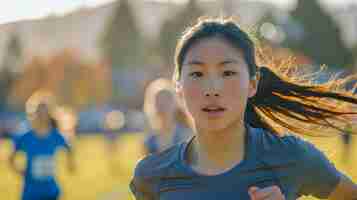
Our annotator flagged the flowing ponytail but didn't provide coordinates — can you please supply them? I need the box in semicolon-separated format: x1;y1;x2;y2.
245;66;357;135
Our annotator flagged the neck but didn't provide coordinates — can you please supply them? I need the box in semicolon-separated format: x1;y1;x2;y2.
34;123;51;136
188;121;247;175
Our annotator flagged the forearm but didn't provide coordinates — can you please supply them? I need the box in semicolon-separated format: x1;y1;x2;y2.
8;154;24;176
67;150;76;173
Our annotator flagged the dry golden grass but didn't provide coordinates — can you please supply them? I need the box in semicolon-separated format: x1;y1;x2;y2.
0;133;355;200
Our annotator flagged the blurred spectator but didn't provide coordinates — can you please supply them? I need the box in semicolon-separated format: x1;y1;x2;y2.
103;109;126;175
8;92;75;200
142;78;192;155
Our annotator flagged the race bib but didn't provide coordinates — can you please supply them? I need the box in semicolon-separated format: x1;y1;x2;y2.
32;155;55;180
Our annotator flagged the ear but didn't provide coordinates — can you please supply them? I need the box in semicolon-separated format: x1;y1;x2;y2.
248;73;259;98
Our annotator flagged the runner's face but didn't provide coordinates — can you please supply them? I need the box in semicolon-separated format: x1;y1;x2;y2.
176;37;257;133
29;103;51;130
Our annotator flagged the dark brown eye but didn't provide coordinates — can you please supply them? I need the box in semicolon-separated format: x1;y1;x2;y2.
189;72;203;79
223;71;237;77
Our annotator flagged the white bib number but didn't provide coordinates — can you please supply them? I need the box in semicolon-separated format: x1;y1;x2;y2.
32;155;55;180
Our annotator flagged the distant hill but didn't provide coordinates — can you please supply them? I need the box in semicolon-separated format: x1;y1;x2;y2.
0;0;355;68
0;1;173;66
0;0;273;67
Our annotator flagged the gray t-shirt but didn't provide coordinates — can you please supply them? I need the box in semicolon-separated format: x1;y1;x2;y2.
130;125;341;200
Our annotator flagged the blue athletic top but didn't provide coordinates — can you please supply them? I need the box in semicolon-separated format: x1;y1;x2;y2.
130;125;341;200
14;129;70;200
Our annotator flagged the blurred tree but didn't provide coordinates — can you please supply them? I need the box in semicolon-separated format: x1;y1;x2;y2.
0;31;23;111
2;31;23;73
256;11;279;46
352;44;357;68
353;44;357;56
9;50;111;109
287;0;353;69
0;68;15;111
100;0;145;69
257;11;312;68
158;0;204;73
100;0;148;102
222;0;242;16
47;50;111;108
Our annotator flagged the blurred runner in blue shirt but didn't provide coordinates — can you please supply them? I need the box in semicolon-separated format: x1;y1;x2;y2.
9;101;75;200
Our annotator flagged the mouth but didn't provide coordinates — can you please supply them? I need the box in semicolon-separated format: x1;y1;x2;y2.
201;105;226;113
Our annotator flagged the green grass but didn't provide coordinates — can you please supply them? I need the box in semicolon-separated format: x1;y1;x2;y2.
0;133;145;200
0;133;355;200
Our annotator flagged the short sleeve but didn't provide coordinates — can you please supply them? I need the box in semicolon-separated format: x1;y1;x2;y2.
296;138;341;198
130;177;155;200
12;134;25;152
130;158;157;200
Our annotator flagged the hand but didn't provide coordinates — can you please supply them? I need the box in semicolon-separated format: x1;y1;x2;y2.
248;186;285;200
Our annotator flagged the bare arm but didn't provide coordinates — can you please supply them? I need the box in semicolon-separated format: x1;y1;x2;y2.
65;147;76;174
328;174;357;200
8;150;24;177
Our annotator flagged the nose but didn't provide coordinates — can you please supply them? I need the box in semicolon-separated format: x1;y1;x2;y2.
203;78;222;97
205;92;220;97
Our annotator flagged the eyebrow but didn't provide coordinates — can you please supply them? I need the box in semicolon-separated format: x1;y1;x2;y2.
183;59;240;67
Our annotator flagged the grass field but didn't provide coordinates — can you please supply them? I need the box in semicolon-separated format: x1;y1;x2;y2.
0;133;356;200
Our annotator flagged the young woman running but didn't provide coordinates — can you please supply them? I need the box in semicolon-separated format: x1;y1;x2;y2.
130;17;357;200
9;100;75;200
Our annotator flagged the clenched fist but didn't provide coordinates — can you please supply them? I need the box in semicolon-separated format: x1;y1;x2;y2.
248;185;285;200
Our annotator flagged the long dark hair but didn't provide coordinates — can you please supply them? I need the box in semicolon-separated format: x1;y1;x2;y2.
50;118;58;130
174;17;357;136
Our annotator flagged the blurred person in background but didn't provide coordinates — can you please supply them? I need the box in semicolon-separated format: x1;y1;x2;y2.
142;78;192;155
8;95;75;200
103;109;126;175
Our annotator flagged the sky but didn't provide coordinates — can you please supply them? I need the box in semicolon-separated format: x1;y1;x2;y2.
0;0;356;25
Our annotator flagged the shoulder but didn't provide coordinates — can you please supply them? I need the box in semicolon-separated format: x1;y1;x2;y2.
51;128;62;136
15;131;32;142
134;142;183;179
254;127;315;161
256;128;299;150
135;144;183;177
12;131;33;150
52;129;71;148
130;142;184;196
257;127;335;166
51;129;66;141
